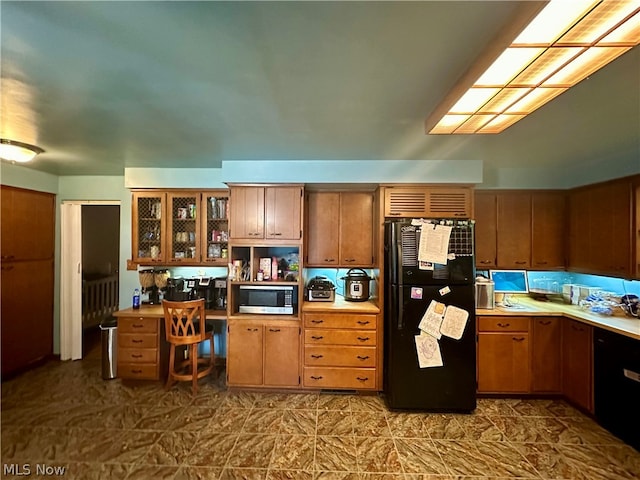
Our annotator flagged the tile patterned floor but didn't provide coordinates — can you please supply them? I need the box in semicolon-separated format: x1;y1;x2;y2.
1;349;639;480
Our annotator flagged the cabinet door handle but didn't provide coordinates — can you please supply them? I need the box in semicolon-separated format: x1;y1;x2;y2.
131;354;143;358
539;320;551;326
310;375;323;380
310;354;323;359
132;339;143;343
356;355;370;361
269;328;281;332
1;255;15;260
311;335;324;340
270;232;282;236
572;324;584;332
479;260;493;264
344;258;355;262
357;337;370;342
497;323;510;328
1;265;14;271
356;377;369;382
535;261;548;265
512;337;525;342
247;328;259;332
324;258;336;262
311;319;324;324
357;321;370;325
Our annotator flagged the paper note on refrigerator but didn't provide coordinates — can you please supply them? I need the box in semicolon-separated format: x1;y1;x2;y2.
418;224;452;265
415;333;443;368
439;305;469;340
418;300;445;339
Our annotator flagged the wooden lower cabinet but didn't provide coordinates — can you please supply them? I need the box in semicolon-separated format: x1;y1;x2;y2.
117;315;167;380
562;318;593;413
477;317;530;393
227;320;301;388
531;317;562;393
303;312;378;390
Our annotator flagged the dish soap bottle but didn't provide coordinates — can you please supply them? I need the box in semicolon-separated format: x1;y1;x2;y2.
133;288;141;309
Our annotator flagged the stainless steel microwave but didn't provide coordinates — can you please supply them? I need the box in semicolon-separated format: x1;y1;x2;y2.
237;284;296;314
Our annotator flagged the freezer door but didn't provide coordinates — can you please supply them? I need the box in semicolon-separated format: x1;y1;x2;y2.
384;284;476;412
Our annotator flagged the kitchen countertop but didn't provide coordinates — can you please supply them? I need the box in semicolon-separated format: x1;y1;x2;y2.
477;296;640;340
302;295;380;314
113;305;228;319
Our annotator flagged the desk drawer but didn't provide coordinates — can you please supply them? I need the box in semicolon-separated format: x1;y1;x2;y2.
119;347;157;364
305;345;376;367
478;316;529;332
304;313;377;330
304;329;376;346
304;367;376;390
118;317;158;334
117;363;158;380
118;333;158;349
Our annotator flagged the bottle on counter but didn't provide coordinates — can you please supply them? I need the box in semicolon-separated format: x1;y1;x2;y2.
133;288;141;309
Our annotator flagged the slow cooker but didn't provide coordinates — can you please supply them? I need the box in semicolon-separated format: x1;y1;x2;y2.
341;268;372;302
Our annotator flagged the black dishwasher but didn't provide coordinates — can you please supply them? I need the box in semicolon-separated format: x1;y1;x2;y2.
593;328;640;450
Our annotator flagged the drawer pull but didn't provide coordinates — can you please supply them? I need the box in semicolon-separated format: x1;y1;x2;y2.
357;337;370;342
357;321;370;325
512;337;525;342
324;258;336;262
247;328;259;332
356;355;370;361
131;369;143;374
310;354;324;359
132;324;144;328
310;375;323;380
311;335;324;340
515;261;527;265
311;319;324;324
539;320;551;326
356;377;369;382
269;328;281;332
132;339;143;343
131;354;143;358
497;323;510;328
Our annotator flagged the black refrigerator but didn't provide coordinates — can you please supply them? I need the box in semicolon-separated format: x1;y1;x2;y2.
384;219;476;412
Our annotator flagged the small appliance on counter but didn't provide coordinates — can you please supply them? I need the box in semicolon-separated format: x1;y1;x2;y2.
342;268;372;302
306;276;336;302
475;276;495;309
165;276;226;309
138;268;169;305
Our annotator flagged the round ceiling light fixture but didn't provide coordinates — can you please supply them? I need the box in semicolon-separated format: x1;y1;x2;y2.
0;138;45;163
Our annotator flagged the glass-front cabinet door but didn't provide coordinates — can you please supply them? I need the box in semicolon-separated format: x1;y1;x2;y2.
167;192;201;264
132;192;166;264
202;191;230;265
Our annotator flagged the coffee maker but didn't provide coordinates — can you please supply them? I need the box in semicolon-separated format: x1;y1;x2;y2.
213;278;227;309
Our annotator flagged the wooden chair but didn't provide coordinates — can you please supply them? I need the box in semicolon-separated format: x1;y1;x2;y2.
162;299;214;395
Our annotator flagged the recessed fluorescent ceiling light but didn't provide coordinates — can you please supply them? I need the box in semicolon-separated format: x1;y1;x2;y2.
427;0;640;134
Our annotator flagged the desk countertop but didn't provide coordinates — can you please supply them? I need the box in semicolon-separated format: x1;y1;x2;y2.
477;296;640;340
302;295;380;314
113;305;227;319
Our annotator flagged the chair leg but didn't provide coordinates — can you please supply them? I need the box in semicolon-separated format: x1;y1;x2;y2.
191;343;198;395
165;344;176;391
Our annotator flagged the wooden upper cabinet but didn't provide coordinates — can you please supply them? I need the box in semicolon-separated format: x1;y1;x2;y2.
497;192;531;269
635;183;640;279
384;186;472;218
230;186;265;239
531;192;566;270
568;176;634;277
306;191;374;267
339;192;374;266
265;186;302;240
230;186;302;240
1;186;55;261
306;192;340;265
474;192;497;268
132;191;167;264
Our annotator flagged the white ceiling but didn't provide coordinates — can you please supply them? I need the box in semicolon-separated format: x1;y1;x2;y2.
1;1;638;177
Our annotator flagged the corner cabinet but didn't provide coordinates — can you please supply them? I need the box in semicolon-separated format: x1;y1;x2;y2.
306;191;375;267
229;186;303;241
384;186;473;218
562;318;593;413
131;190;229;266
226;319;301;388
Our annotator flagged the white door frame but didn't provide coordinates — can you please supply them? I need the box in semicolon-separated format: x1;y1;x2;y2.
60;200;121;360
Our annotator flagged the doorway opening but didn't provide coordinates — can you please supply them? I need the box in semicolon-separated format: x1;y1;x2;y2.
81;205;120;358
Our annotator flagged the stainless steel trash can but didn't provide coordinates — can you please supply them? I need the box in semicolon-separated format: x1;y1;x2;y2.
99;317;118;380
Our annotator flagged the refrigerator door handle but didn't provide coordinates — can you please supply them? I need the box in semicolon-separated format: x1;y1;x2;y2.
391;285;403;330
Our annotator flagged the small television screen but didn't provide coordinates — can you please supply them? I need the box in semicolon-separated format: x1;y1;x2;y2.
489;270;529;294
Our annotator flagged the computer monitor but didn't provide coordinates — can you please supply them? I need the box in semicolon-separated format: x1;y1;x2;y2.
489;269;529;294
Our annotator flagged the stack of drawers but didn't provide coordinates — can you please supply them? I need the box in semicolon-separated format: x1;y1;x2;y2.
117;315;165;380
302;312;378;390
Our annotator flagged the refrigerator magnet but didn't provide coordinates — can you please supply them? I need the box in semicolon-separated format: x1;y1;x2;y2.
439;286;451;296
411;287;423;299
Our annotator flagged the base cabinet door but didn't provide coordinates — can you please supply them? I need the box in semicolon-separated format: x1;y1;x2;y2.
264;325;300;387
227;323;264;386
478;333;530;393
562;319;593;413
531;317;562;393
